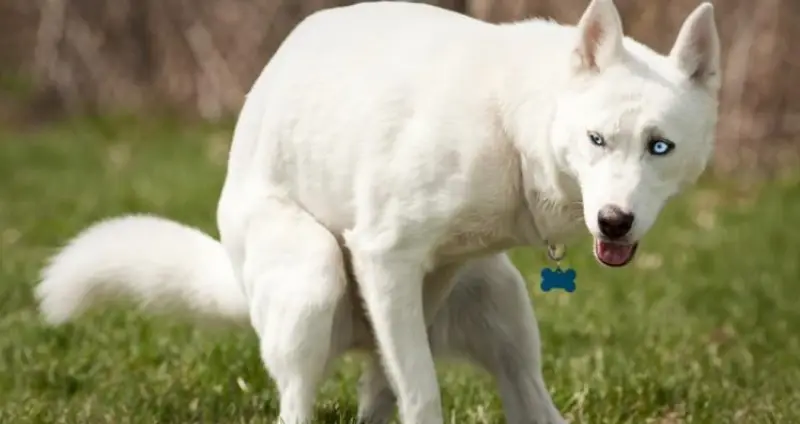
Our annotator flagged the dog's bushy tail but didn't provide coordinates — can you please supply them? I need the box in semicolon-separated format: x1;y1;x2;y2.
35;214;249;326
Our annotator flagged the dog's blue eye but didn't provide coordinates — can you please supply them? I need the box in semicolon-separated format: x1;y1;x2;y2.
587;131;605;147
647;138;674;156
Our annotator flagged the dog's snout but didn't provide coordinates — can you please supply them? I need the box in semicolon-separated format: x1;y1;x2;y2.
597;205;634;239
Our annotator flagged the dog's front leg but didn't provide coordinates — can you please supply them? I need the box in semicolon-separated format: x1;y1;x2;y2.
356;264;462;424
346;235;443;424
430;254;566;424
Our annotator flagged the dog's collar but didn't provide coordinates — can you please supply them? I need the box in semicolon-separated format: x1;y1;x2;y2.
515;163;570;266
546;243;566;263
522;195;568;266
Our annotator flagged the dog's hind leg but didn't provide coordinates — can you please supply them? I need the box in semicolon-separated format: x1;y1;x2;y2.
429;253;565;424
241;197;347;424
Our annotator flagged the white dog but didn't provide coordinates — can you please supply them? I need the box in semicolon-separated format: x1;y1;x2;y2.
34;0;721;423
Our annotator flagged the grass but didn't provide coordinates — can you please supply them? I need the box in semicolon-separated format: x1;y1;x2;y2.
1;121;799;423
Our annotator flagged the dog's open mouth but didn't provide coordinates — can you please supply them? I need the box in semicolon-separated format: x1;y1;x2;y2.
593;239;639;267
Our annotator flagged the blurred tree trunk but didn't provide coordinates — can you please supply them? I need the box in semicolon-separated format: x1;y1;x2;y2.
28;0;305;120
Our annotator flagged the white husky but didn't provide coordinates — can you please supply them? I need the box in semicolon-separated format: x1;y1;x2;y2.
34;0;720;423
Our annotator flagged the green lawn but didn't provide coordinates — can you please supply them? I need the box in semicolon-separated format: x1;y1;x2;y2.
1;122;799;423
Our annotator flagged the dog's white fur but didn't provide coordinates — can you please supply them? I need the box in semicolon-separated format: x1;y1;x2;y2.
34;1;721;423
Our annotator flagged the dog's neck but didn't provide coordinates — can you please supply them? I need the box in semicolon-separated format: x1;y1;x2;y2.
490;24;586;247
512;153;584;247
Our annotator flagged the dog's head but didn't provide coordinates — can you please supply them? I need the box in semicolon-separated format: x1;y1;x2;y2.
550;0;720;267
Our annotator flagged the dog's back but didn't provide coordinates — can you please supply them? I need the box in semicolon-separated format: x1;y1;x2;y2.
219;2;575;240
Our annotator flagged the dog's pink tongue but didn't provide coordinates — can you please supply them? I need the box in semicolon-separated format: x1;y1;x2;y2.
595;240;634;266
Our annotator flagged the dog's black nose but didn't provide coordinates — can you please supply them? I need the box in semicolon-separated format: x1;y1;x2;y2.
597;205;634;239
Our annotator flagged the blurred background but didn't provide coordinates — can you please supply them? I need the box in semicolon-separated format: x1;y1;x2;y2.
2;1;800;423
1;0;799;176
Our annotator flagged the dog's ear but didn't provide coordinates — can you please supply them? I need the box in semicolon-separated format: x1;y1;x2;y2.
669;3;721;92
573;0;624;73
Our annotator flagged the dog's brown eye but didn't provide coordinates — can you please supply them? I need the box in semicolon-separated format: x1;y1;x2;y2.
587;131;605;147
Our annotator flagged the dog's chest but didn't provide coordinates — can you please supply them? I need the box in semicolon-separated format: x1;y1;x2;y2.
433;211;519;262
430;172;584;262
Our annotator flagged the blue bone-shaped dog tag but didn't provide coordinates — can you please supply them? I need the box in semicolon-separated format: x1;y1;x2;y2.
540;267;577;293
